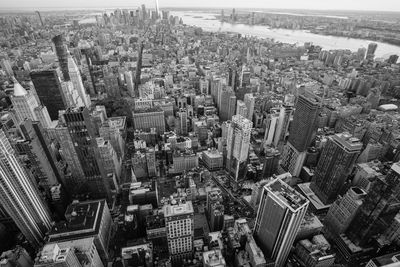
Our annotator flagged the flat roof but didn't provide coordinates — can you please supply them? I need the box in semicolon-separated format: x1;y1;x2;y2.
297;183;331;211
266;179;309;211
163;201;194;217
48;200;106;242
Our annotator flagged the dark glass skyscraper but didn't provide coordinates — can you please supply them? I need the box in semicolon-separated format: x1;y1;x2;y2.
62;107;111;201
346;163;400;246
52;34;70;81
310;133;363;204
30;69;67;120
287;95;319;152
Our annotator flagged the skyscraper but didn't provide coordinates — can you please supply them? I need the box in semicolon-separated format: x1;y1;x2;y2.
254;179;309;267
218;86;236;122
366;43;378;60
30;69;67;120
324;187;366;236
281;95;319;176
346;163;400;246
62;107;111;201
68;55;91;107
11;77;52;128
287;95;319;152
52;34;70;81
0;129;52;248
310;133;362;204
236;100;248;118
226;115;252;181
176;108;188;136
163;201;194;263
244;93;255;121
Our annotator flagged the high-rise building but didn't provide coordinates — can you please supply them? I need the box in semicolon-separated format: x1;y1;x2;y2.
346;163;400;246
96;137;121;192
324;187;366;236
207;189;224;232
366;43;378;60
30;69;67;120
226;115;252;181
68;55;91;107
287;95;319;152
48;199;112;264
176;108;188;136
310;133;362;204
163;201;194;263
62;107;111;200
0;129;52;248
244;93;255;121
281;96;319;176
52;34;70;81
0;59;13;77
273;105;293;150
15;119;65;194
11;78;52;128
218;86;236;122
254;179;309;267
236;100;248;118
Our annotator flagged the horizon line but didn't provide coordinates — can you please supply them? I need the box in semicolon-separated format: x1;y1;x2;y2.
0;6;400;13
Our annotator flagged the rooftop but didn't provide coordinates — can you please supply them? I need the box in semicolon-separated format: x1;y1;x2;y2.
266;179;309;211
48;199;106;242
163;201;194;217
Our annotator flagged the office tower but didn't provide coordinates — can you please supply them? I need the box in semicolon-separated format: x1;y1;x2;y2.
121;243;153;267
226;115;252;181
68;55;91;107
366;43;378;60
176;108;188;136
0;59;13;77
164;201;194;263
30;69;67;121
48;200;112;264
11;78;52;128
273;105;293;150
254;179;309;267
16;119;65;194
35;10;44;26
99;116;126;159
310;133;362;204
218;86;236;121
207;189;224;232
244;93;255;121
62;107;111;200
0;129;52;248
288;95;319;152
236;100;248;118
132;107;165;134
281;95;319;176
30;69;67;120
52;35;70;81
346;163;400;246
324;187;366;236
264;109;280;146
262;147;280;178
96;137;121;192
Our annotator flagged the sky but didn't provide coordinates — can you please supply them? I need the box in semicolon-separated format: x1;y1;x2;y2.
0;0;400;12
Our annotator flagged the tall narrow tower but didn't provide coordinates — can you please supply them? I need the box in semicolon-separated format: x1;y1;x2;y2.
0;129;52;248
254;179;309;267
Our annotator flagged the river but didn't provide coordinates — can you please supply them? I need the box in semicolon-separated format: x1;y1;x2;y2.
170;11;400;59
79;10;400;59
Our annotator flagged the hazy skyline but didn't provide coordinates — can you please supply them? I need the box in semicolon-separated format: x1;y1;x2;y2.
1;0;400;12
